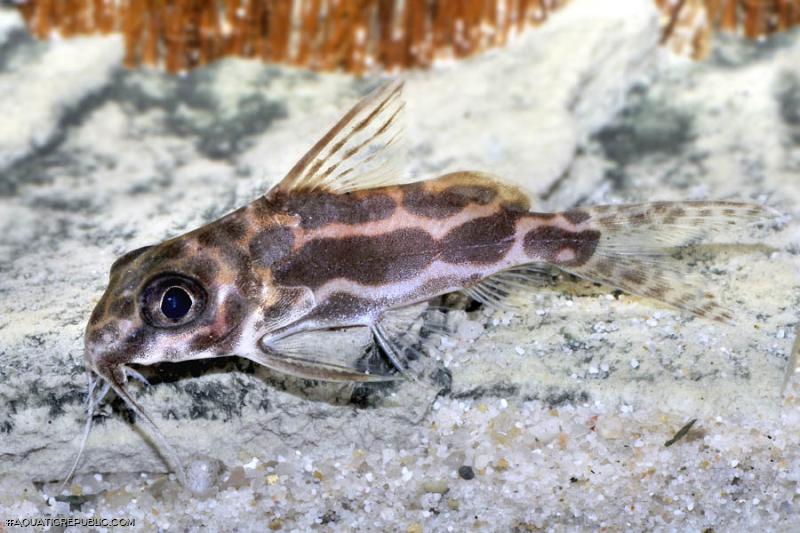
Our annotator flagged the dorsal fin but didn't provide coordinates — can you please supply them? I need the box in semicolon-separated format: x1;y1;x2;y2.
269;80;409;196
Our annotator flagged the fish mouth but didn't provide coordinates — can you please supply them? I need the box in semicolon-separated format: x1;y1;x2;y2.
87;359;123;388
82;338;126;377
82;338;103;376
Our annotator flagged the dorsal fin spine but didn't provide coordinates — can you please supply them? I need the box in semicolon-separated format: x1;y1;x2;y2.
270;80;408;197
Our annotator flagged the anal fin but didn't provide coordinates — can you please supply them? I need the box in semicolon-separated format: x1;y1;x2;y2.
463;263;557;312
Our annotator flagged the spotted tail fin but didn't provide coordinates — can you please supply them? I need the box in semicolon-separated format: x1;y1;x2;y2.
560;201;778;323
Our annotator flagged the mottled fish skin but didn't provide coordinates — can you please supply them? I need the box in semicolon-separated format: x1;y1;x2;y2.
85;169;601;373
74;80;775;485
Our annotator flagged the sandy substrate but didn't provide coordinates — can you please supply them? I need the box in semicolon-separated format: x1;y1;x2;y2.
1;0;799;531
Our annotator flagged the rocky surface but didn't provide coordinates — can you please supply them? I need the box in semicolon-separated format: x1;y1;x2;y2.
1;0;799;530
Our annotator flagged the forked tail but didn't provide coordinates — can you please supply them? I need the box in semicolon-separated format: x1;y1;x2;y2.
553;201;778;322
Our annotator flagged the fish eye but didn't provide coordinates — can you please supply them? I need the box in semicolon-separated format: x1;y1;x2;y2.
141;274;207;328
161;286;193;320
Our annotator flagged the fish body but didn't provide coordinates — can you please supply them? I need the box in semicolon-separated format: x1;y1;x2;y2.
88;171;599;374
76;81;773;485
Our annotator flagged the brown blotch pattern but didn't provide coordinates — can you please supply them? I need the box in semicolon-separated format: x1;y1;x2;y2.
194;224;251;272
222;294;248;332
86;322;116;347
304;292;378;323
96;322;150;368
440;212;518;264
89;302;107;326
116;268;144;292
216;214;249;242
155;239;187;261
403;183;496;219
501;200;532;214
594;259;616;277
402;183;464;219
110;246;153;273
444;184;497;205
664;206;687;224
219;243;251;272
195;225;227;248
529;212;558;220
187;291;245;354
563;209;591;225
523;226;601;267
187;255;221;281
621;269;647;285
188;331;215;353
273;228;438;289
270;191;397;229
109;297;135;318
598;215;619;229
235;266;261;298
630;212;650;226
249;225;295;267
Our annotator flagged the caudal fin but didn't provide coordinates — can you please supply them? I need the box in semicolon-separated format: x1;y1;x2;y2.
561;201;778;323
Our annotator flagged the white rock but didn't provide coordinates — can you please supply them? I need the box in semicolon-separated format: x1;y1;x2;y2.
457;320;484;342
0;8;22;47
185;457;221;498
531;417;561;444
597;416;625;440
0;35;124;172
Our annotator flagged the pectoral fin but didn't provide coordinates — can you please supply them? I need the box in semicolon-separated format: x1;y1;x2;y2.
257;327;399;383
246;349;401;383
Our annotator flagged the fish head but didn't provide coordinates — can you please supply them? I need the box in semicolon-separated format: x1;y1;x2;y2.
84;210;266;378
